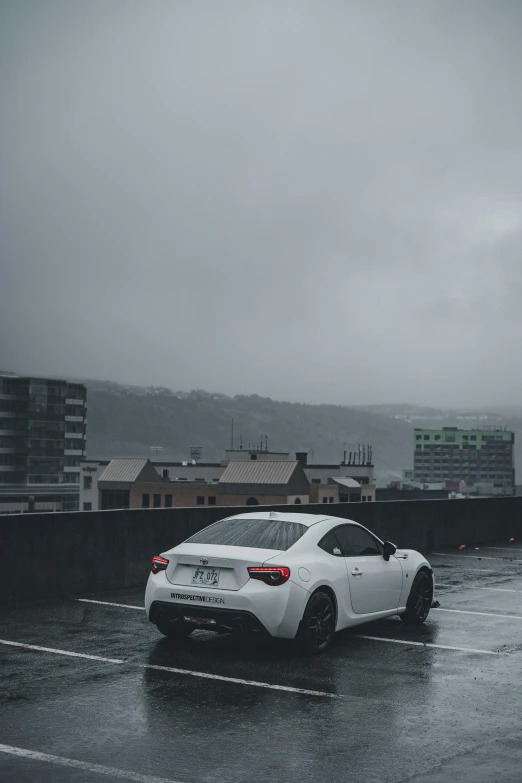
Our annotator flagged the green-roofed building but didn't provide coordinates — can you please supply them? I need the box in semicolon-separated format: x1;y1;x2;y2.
413;427;515;493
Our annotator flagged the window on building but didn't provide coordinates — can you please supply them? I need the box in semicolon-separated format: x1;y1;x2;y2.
367;496;373;502
83;502;92;511
362;496;367;502
329;497;334;503
100;490;130;510
471;436;476;441
153;494;161;508
250;454;258;460
142;494;150;508
197;496;205;505
322;497;328;503
162;469;169;478
311;478;321;484
165;494;173;507
294;497;302;504
416;434;421;440
208;496;216;506
434;435;441;441
339;493;349;503
83;475;92;490
424;435;429;440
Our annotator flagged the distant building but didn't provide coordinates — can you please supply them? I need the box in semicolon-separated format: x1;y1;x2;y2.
97;458;161;510
413;426;515;495
80;447;377;511
80;458;225;511
217;459;310;506
0;373;87;513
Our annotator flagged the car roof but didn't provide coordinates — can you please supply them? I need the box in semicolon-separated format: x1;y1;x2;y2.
224;511;358;528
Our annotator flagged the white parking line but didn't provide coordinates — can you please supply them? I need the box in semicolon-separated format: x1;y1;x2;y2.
0;743;183;783
0;639;124;663
354;635;499;655
78;599;144;610
0;638;335;698
143;663;337;697
433;608;522;620
431;552;522;561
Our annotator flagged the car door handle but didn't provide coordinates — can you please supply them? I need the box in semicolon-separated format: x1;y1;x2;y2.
351;569;363;576
395;554;409;560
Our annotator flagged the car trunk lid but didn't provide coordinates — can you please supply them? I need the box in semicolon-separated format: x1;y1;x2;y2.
165;544;283;590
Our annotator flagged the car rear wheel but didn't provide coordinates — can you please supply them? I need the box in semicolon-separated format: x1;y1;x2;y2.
156;618;193;640
297;590;335;654
400;570;433;625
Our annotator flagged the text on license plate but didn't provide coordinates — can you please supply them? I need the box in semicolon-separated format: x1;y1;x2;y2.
192;567;220;587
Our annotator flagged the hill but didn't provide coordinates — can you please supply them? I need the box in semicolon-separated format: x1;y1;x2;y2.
83;381;414;484
82;381;521;485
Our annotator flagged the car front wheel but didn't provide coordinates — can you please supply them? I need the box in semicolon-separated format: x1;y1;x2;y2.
400;570;433;625
297;590;335;654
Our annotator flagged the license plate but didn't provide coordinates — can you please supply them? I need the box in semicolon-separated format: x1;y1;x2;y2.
191;567;220;587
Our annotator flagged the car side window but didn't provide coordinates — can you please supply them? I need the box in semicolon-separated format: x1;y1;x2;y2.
318;530;343;557
334;525;383;557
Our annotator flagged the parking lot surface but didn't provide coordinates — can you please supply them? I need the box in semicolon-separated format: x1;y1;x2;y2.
1;542;522;783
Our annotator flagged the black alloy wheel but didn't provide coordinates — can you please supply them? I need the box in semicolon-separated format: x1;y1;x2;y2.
400;570;433;625
298;590;335;654
156;617;194;640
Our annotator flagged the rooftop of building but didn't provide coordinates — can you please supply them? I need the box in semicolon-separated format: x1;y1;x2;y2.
414;426;512;433
0;372;85;386
219;460;302;485
98;458;159;484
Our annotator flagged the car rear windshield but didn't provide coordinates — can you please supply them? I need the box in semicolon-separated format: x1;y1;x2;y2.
185;517;307;551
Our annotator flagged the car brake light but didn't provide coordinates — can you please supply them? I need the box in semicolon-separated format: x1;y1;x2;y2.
247;566;290;586
151;555;169;574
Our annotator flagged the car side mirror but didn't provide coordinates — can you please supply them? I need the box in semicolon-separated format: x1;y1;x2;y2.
383;541;397;561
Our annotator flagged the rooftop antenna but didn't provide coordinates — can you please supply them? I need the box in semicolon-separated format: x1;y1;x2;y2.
265;434;268;452
239;435;243;450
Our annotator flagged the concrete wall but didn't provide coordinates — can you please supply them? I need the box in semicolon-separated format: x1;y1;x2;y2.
1;496;521;605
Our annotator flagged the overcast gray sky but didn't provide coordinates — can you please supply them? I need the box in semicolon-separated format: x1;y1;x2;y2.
1;0;521;407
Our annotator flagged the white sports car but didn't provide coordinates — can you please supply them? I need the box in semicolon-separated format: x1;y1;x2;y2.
145;511;437;653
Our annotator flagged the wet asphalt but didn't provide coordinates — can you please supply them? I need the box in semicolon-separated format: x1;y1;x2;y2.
1;543;522;783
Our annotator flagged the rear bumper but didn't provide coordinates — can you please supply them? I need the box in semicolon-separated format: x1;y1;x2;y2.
149;600;269;634
145;571;309;638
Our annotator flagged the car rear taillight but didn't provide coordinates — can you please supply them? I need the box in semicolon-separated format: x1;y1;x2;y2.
151;555;169;574
247;566;290;586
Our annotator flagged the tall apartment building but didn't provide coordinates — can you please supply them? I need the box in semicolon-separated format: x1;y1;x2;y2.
414;426;515;493
0;374;87;513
